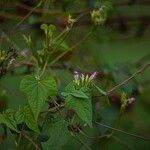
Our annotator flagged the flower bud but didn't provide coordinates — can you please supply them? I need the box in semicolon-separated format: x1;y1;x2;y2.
89;71;98;81
127;97;135;105
74;71;80;85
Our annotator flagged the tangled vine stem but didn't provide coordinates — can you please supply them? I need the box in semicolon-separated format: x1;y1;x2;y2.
95;121;150;141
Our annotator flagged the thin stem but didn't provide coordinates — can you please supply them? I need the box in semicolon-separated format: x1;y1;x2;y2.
48;28;71;56
112;135;131;150
19;131;39;150
49;11;89;56
39;11;90;76
107;63;150;94
95;121;150;141
11;0;43;33
71;132;91;150
78;127;107;140
50;29;93;65
94;63;150;98
39;56;49;77
53;28;69;43
17;124;25;147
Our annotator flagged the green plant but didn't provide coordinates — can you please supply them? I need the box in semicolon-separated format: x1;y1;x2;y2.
0;1;150;149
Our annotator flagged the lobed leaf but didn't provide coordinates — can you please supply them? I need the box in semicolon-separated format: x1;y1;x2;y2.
15;105;39;133
0;109;18;132
65;95;92;127
20;75;57;120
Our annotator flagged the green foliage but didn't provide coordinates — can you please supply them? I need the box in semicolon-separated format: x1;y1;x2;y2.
42;115;70;149
62;82;93;127
15;105;39;133
20;75;57;120
0;109;18;132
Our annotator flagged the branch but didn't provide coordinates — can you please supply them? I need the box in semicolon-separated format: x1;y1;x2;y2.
71;132;91;150
78;127;107;139
19;131;39;150
94;63;150;98
50;29;93;65
112;136;131;150
107;63;150;94
95;121;150;141
10;0;43;33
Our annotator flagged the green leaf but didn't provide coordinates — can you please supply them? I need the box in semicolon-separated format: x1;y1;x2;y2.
65;95;92;127
62;82;92;127
64;82;75;92
20;75;57;120
0;109;18;132
70;90;89;99
15;105;39;133
42;115;70;150
63;82;89;99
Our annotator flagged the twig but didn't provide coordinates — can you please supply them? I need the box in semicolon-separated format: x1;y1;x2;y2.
19;131;39;150
94;63;150;98
71;132;91;150
17;124;25;147
11;0;43;33
95;121;150;141
78;127;106;140
50;29;93;65
107;63;150;94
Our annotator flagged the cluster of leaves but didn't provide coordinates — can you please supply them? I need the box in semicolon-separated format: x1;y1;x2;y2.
0;73;97;148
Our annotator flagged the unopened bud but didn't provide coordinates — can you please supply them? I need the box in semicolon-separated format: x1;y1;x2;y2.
127;97;135;104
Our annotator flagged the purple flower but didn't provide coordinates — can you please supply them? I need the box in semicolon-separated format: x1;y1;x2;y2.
74;71;80;79
89;71;98;80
